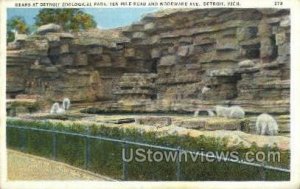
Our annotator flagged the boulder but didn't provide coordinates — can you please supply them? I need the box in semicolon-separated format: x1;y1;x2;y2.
39;56;52;65
238;60;255;68
260;38;276;61
7;42;21;50
216;38;238;50
135;116;172;127
166;126;189;136
275;32;287;45
237;27;258;41
173;120;206;129
59;33;75;39
144;22;156;31
87;46;103;55
60;44;69;54
151;49;161;59
207;68;235;77
204;118;243;131
159;55;177;66
124;48;135;57
45;66;58;72
37;23;62;35
278;43;290;56
14;33;28;42
132;32;146;39
177;45;190;57
58;54;74;65
258;21;272;37
280;17;290;27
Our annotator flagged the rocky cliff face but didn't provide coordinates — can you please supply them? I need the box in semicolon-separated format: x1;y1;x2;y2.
7;8;290;132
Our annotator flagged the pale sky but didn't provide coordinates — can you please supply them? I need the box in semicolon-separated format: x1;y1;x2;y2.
7;8;158;29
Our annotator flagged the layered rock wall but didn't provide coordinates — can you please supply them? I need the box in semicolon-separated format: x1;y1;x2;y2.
121;9;290;115
7;8;290;132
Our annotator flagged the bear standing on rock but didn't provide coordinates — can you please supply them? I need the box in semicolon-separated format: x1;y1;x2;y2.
50;102;65;114
215;105;245;119
62;98;71;110
50;97;71;114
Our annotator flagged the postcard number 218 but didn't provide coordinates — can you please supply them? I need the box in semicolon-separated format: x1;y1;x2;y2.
274;1;283;6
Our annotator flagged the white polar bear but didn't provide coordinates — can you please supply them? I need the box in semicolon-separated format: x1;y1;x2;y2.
215;105;245;119
229;106;245;119
50;102;65;114
256;113;279;136
62;98;71;110
215;105;231;118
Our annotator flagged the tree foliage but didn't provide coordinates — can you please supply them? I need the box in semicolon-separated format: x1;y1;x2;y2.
7;16;29;42
7;16;29;34
35;9;97;32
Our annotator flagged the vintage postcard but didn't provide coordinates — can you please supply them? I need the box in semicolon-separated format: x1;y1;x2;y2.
0;0;300;188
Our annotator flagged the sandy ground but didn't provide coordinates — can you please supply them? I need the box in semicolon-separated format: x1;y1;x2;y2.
7;149;115;181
